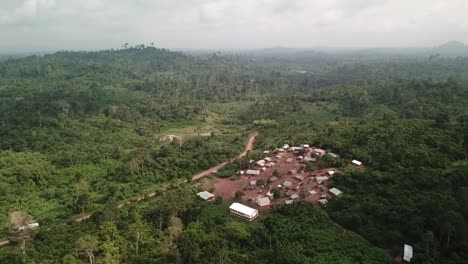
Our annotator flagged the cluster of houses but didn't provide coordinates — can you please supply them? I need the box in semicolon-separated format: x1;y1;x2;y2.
197;143;364;221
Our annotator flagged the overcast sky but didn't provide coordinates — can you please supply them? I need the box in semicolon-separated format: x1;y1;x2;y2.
1;0;468;52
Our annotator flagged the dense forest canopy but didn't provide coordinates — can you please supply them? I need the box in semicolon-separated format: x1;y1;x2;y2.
0;46;467;263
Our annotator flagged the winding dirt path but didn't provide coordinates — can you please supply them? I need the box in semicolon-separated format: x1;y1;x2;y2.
191;132;258;181
0;133;259;246
81;132;258;221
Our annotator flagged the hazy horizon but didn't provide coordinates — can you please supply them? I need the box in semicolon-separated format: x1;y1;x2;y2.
1;0;468;52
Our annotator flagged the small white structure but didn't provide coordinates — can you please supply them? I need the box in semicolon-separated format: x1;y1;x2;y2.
290;194;300;200
302;144;310;148
403;244;413;262
306;190;317;196
275;155;282;159
160;135;180;142
283;181;292;188
304;157;316;163
238;170;245;175
19;222;39;231
197;191;215;201
291;146;304;152
250;180;257;186
327;170;335;176
329;188;343;197
286;158;293;163
318;199;328;205
264;157;273;162
257;197;271;207
352;160;363;166
297;155;304;161
294;175;304;181
199;132;212;137
263;150;270;154
313;148;326;156
283;144;290;149
256;160;266;166
230;203;259;221
246;169;260;176
328;153;340;158
269;176;278;182
285;200;294;205
278;148;285;152
316;176;329;184
261;167;267;172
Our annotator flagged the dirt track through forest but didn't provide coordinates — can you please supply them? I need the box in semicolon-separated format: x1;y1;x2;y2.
191;132;258;181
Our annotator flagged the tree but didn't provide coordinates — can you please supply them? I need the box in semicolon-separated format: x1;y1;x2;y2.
7;211;37;256
271;189;281;199
72;179;91;214
164;216;183;258
235;190;245;200
127;209;152;256
272;169;280;178
75;235;99;264
99;222;125;264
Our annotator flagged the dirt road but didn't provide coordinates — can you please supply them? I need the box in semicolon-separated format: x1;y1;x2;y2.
77;132;258;222
191;132;258;181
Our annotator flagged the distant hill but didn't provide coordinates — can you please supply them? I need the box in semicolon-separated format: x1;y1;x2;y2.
431;41;468;57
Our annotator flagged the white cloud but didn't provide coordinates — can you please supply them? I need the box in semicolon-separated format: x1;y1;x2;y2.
0;0;467;51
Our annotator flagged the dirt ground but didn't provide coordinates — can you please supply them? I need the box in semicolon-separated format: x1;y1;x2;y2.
213;149;339;207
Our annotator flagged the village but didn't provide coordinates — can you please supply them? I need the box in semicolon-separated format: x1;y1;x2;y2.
197;144;364;222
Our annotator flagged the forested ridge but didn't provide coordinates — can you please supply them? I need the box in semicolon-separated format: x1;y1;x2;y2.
0;46;467;263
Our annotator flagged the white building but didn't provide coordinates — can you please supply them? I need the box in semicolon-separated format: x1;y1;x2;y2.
328;153;340;158
329;188;343;197
256;160;266;167
313;148;326;156
327;170;335;176
230;203;259;221
352;160;363;166
257;197;271;207
403;244;413;262
318;199;328;205
290;146;304;152
246;170;260;176
283;181;293;188
19;222;39;231
316;176;329;184
197;191;215;201
294;175;304;181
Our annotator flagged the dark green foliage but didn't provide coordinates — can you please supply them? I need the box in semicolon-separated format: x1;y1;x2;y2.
217;168;235;178
1;46;468;263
